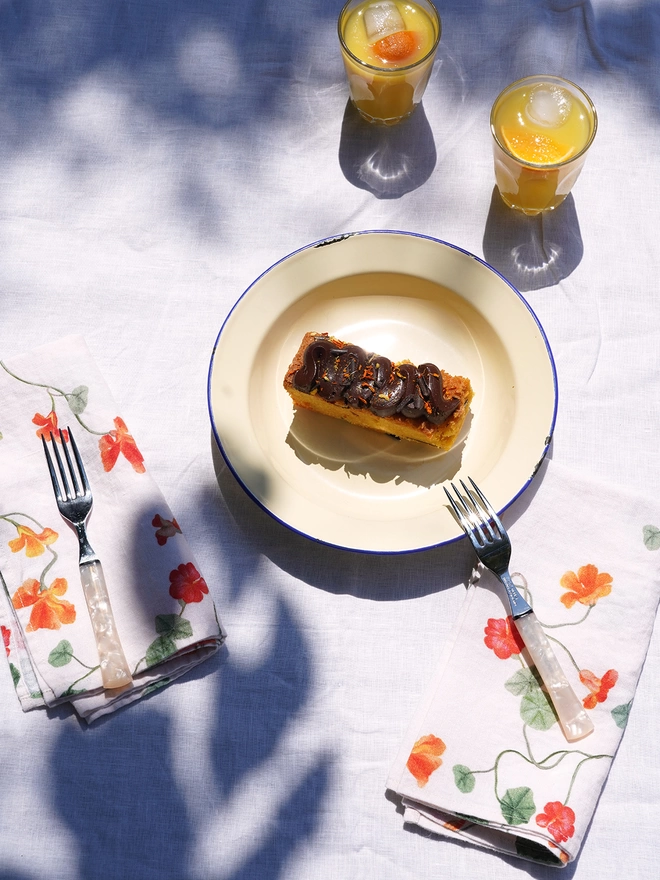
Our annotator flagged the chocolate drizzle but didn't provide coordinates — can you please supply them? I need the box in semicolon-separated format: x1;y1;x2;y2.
292;336;460;426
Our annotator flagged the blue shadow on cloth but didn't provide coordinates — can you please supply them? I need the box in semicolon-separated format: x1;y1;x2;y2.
211;596;312;798
51;709;194;880
338;100;436;198
482;187;583;292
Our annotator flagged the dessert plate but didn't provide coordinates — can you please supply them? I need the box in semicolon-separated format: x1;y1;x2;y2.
208;231;557;553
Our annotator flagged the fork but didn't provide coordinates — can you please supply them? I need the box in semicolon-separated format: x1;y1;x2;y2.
445;478;594;742
42;428;133;690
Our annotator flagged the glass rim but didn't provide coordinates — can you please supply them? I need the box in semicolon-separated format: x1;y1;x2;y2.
337;0;441;74
490;74;598;169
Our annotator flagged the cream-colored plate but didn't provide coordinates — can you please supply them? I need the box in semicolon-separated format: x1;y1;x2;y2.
208;231;557;553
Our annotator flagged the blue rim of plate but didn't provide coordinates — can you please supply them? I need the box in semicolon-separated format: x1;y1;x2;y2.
208;229;558;554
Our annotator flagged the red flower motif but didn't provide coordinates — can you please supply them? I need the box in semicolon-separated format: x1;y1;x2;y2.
579;668;618;710
484;616;525;659
536;801;575;843
406;734;446;787
32;411;68;442
99;417;145;474
1;625;10;656
11;577;76;632
169;562;208;604
152;514;182;546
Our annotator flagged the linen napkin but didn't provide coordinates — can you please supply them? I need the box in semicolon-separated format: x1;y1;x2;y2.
387;461;660;867
0;336;225;723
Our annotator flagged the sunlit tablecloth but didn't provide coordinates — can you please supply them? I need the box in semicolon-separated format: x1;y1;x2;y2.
1;3;659;879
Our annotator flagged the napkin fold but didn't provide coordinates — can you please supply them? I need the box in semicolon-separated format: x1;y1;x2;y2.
0;336;225;723
387;461;660;867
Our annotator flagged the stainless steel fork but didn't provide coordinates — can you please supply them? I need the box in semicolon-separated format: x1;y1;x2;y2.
445;478;593;742
42;428;132;690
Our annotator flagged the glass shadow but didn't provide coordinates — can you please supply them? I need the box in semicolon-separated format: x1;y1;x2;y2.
338;99;436;199
482;187;583;292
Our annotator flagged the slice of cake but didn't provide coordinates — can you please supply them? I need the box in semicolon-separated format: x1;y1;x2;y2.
283;332;473;451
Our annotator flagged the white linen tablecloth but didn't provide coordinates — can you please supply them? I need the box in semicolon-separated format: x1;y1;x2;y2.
1;2;659;879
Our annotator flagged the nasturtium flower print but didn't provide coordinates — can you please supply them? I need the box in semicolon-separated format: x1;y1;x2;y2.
579;668;618;709
8;524;58;557
169;562;208;604
406;734;446;787
484;616;525;659
32;411;68;442
536;801;575;843
560;564;612;608
152;514;182;546
12;577;76;632
99;416;145;474
2;625;10;656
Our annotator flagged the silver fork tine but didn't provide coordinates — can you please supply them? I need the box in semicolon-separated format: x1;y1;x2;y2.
49;433;73;500
41;435;64;503
445;477;594;743
58;429;82;498
67;428;88;497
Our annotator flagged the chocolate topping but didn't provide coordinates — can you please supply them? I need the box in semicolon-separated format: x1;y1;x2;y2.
292;336;460;426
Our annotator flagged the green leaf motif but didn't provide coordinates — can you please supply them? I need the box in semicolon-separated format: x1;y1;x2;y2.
643;525;660;551
452;764;476;794
155;614;193;641
505;667;542;697
48;639;74;667
520;687;557;730
10;662;20;688
65;385;89;415
500;786;536;826
612;701;632;729
146;634;177;667
454;812;490;826
142;677;171;697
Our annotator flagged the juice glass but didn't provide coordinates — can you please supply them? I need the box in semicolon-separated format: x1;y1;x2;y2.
490;75;597;215
338;0;441;125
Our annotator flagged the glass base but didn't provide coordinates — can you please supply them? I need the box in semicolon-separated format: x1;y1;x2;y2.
353;101;417;126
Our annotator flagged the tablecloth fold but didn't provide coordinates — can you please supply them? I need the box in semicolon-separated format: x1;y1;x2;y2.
0;336;225;723
387;461;660;866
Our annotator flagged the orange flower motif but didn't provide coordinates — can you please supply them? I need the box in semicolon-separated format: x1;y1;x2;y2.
406;734;446;787
32;411;69;442
536;801;575;844
8;523;58;557
484;616;525;659
560;564;612;608
99;417;145;474
579;668;618;710
2;625;10;656
11;577;76;632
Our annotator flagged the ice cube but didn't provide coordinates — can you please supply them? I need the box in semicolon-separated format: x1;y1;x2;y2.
525;84;571;127
363;1;405;43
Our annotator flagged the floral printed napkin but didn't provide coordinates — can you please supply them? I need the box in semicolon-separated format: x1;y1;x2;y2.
0;336;225;723
387;461;660;867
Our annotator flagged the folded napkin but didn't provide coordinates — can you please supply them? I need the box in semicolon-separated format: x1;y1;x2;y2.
0;336;225;723
387;461;660;867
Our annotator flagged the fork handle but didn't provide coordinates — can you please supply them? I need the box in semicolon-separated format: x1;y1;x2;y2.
513;612;594;742
80;561;133;690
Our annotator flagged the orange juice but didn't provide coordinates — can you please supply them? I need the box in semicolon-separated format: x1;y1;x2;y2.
338;0;441;124
491;75;597;214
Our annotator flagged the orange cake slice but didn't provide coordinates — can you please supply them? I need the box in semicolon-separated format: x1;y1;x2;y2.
283;332;473;451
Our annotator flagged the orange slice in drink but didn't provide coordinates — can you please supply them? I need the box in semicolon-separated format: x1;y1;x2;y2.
373;30;417;63
501;127;575;164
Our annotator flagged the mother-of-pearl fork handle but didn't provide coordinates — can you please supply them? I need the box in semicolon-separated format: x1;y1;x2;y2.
514;612;594;742
80;561;133;690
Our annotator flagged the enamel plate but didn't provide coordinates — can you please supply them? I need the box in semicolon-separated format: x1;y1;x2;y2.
208;231;557;553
